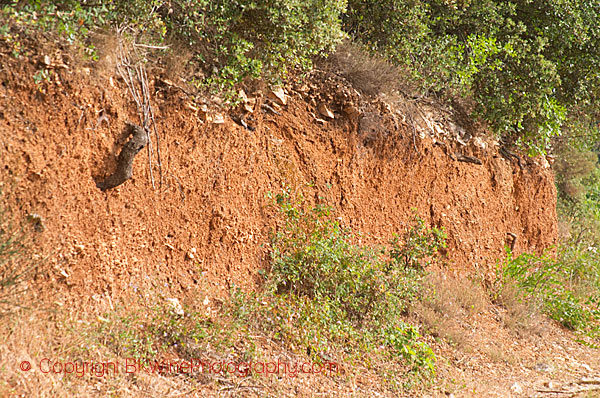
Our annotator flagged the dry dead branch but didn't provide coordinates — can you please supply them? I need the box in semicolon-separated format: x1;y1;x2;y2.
115;33;163;189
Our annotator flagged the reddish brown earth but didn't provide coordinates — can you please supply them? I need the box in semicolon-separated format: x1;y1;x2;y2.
0;35;557;308
6;31;600;398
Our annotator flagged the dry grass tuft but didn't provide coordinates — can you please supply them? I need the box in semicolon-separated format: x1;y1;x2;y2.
481;343;518;365
493;282;544;336
0;193;39;318
412;271;487;348
89;31;121;76
161;40;195;82
426;271;488;316
414;303;467;347
322;40;415;97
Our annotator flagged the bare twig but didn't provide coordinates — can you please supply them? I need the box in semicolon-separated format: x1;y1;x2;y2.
136;62;155;189
76;109;85;130
170;173;185;202
406;113;421;155
142;64;163;187
133;43;170;50
534;388;568;394
219;383;264;392
115;34;163;189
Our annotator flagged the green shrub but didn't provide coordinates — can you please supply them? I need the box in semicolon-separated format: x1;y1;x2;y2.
97;299;225;364
262;191;443;379
389;211;447;270
2;0;346;92
268;193;386;323
498;248;600;335
344;0;600;154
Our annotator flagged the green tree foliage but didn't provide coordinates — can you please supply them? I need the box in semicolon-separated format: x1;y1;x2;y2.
5;0;600;152
3;0;346;90
344;0;600;152
156;0;346;89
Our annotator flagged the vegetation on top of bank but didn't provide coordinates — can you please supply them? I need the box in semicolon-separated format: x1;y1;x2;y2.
3;0;600;153
344;0;600;153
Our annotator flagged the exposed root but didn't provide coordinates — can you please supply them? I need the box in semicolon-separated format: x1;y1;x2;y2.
96;123;148;191
115;33;163;189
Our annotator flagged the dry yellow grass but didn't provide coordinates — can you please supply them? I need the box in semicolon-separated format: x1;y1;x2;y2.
411;270;488;349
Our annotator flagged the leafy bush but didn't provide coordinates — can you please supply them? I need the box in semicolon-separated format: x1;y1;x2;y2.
2;0;346;92
344;0;600;153
268;193;387;323
497;248;600;335
1;1;111;42
389;211;447;270
262;191;444;379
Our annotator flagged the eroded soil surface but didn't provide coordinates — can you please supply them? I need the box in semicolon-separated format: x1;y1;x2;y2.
0;34;557;306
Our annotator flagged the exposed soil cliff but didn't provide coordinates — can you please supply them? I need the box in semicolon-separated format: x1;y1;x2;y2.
0;36;557;307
